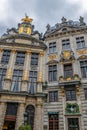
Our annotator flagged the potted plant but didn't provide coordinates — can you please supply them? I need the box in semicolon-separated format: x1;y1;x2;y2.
74;74;79;80
59;76;64;81
18;124;31;130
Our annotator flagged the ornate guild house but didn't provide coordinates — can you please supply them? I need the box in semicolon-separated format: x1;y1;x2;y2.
0;15;87;130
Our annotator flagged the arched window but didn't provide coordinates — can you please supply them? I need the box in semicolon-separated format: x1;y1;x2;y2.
26;105;35;130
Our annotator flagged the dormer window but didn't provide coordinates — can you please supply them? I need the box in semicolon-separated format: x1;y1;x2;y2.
62;28;67;32
62;39;70;50
49;42;56;54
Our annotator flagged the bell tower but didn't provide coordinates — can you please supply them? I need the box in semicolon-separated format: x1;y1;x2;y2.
18;14;33;35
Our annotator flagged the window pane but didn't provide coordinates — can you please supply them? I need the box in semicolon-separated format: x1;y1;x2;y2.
64;64;73;78
62;39;70;50
48;65;57;82
49;42;56;53
15;51;25;65
1;50;11;64
11;70;23;92
31;53;38;66
80;61;87;78
76;37;85;49
66;89;76;101
28;71;37;94
49;91;58;102
0;68;7;90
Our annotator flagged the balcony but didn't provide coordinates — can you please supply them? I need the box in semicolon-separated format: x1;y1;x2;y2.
59;74;81;86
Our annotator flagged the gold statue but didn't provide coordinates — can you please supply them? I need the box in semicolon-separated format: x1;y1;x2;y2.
21;14;33;23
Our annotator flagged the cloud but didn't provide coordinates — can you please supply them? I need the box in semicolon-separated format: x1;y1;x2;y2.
0;0;87;35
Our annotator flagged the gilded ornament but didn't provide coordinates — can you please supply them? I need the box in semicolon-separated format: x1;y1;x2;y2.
61;86;65;97
77;49;87;55
22;70;28;81
6;69;12;79
40;51;44;56
26;50;31;55
21;15;33;23
12;49;16;54
0;48;3;52
38;72;43;82
76;86;80;96
48;54;57;60
63;51;70;59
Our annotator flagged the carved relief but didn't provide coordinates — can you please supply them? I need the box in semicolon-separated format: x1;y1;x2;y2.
60;50;75;63
38;72;43;82
22;70;28;81
77;49;87;55
48;54;57;60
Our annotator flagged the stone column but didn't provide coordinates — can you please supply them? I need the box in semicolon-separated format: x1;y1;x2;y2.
15;103;25;130
35;98;43;130
0;48;3;63
37;51;44;93
4;49;16;91
61;86;66;130
0;102;7;130
21;50;31;92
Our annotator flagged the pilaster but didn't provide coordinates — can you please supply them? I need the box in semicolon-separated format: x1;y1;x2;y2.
0;102;7;130
4;50;16;91
37;51;44;93
0;48;3;63
21;50;31;92
15;103;25;130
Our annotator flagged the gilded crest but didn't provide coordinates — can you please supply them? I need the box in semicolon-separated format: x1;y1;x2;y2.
63;51;70;59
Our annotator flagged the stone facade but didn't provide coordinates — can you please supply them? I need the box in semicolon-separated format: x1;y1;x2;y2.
0;16;87;130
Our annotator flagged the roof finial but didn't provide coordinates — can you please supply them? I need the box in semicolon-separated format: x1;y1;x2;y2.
21;14;33;23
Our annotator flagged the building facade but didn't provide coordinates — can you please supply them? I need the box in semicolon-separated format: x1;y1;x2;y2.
0;16;87;130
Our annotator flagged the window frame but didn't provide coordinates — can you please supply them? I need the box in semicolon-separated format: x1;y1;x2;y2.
49;91;58;102
76;36;85;49
0;68;7;90
48;65;57;82
64;64;73;78
31;53;39;66
1;50;11;64
62;39;70;50
66;88;76;101
15;51;25;66
49;42;56;54
80;60;87;78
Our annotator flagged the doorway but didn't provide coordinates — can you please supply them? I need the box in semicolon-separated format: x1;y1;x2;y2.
3;121;15;130
68;118;79;130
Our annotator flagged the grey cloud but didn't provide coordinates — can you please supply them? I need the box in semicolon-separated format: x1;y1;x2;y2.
0;0;87;35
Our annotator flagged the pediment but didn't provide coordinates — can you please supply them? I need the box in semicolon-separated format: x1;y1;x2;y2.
0;34;47;49
77;55;87;60
46;60;58;65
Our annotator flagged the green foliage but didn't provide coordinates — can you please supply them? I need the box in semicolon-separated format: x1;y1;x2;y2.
18;124;31;130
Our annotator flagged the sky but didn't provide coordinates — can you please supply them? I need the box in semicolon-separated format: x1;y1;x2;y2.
0;0;87;35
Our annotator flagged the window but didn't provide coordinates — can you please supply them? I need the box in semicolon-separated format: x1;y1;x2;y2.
15;51;25;65
64;64;73;78
76;36;85;49
1;50;11;64
48;65;57;82
31;53;39;66
49;91;58;102
6;103;18;116
80;61;87;78
84;89;87;99
28;71;37;94
62;39;70;50
11;69;23;92
66;88;76;101
0;68;7;90
49;114;59;130
49;42;56;53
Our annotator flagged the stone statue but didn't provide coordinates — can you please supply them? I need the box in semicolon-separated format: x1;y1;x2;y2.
79;16;85;25
46;24;50;31
61;17;67;23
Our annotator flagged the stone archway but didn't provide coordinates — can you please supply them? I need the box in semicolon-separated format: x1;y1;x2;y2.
26;105;35;130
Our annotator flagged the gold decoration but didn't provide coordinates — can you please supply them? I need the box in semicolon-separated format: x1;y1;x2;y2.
22;70;28;81
0;48;3;52
63;51;71;59
38;72;43;82
48;54;57;60
21;15;33;23
66;77;71;81
76;85;80;96
6;68;12;79
61;86;65;97
26;50;31;55
40;51;44;56
19;27;23;34
77;49;87;55
12;49;16;54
